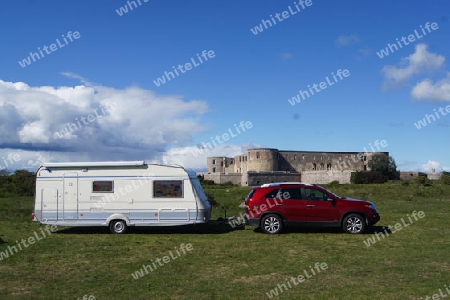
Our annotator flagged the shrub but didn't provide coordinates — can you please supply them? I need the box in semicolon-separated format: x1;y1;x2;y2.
197;174;216;186
0;169;35;197
438;172;450;185
205;192;219;207
351;171;388;184
414;175;432;186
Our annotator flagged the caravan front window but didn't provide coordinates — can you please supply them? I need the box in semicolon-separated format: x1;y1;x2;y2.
93;181;114;192
153;180;183;198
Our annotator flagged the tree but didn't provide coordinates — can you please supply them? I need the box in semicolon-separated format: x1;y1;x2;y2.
438;171;450;185
368;154;399;180
11;169;35;196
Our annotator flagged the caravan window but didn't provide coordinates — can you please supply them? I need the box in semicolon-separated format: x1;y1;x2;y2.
153;180;183;198
93;181;114;192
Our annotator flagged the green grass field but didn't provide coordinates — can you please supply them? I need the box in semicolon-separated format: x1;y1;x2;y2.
1;182;449;299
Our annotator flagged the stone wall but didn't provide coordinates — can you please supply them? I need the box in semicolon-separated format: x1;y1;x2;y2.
206;148;388;174
199;173;242;185
301;171;353;184
246;172;301;186
400;172;427;180
428;169;442;180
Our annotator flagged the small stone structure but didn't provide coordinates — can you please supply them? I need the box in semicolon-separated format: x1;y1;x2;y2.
201;148;389;186
400;171;427;181
427;169;442;180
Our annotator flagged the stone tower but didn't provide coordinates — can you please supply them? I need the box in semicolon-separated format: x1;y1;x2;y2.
247;148;278;172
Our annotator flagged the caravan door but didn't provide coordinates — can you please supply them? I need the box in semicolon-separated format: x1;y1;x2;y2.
63;172;78;220
41;188;59;221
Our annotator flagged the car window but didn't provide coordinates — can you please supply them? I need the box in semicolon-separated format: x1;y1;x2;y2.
303;188;329;201
264;188;301;200
279;188;301;200
263;189;280;199
246;188;256;200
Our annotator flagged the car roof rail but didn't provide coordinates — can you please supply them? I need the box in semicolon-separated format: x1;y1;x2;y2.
260;182;313;187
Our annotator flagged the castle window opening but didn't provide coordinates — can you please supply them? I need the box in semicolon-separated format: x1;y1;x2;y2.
256;152;260;159
212;159;216;164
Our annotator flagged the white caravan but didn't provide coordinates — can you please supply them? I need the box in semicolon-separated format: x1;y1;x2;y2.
32;161;212;234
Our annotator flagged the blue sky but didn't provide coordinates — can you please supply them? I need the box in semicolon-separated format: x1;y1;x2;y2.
0;0;449;172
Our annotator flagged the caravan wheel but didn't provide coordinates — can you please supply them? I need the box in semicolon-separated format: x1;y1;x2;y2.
110;220;127;234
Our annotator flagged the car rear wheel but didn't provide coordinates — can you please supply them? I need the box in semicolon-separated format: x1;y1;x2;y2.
110;220;127;234
261;214;283;234
343;214;366;234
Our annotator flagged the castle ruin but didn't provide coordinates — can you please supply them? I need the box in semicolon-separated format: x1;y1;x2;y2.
200;148;389;186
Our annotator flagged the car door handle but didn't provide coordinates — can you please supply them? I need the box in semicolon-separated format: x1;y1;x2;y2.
276;204;282;206
307;205;315;208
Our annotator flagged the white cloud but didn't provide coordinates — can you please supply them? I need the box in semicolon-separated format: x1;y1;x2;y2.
382;44;445;88
61;71;97;86
421;160;449;172
156;142;263;171
411;72;450;101
280;53;293;61
0;79;209;165
357;47;372;60
335;35;360;47
159;144;243;171
0;149;51;172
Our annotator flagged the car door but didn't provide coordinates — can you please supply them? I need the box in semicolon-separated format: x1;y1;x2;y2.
262;187;302;220
300;187;340;222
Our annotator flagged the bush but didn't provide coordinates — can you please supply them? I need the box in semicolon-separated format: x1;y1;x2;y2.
197;174;216;186
415;175;432;186
328;180;340;187
351;171;388;184
205;192;219;207
0;169;35;197
438;172;450;185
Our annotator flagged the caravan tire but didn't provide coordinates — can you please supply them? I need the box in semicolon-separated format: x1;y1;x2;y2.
110;220;127;234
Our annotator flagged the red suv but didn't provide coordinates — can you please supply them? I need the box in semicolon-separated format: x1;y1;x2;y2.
244;182;380;234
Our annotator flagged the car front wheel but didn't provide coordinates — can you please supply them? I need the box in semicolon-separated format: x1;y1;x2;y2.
261;214;283;234
343;214;366;234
